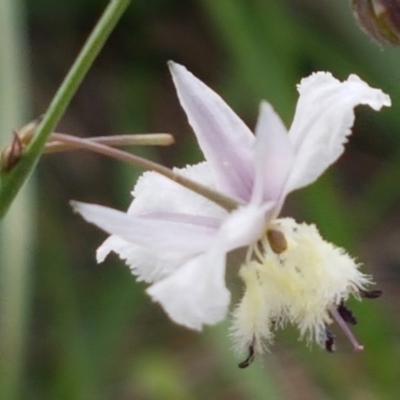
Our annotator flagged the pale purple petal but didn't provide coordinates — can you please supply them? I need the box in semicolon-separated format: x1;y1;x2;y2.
283;72;391;195
139;212;222;229
95;211;223;283
71;202;216;254
87;162;227;284
252;101;294;206
169;62;255;201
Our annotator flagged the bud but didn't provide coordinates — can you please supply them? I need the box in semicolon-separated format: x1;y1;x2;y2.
351;0;400;45
0;132;23;172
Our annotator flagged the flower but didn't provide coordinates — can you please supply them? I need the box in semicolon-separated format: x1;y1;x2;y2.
72;62;390;366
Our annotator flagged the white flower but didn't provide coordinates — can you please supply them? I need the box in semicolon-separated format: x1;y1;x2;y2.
72;62;390;365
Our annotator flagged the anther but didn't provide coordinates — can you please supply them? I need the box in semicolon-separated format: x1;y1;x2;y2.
325;326;335;353
338;302;357;325
360;289;383;299
267;229;287;254
238;343;255;369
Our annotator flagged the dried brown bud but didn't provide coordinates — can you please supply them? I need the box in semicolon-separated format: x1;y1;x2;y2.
0;132;24;172
352;0;400;45
0;118;41;172
267;229;287;254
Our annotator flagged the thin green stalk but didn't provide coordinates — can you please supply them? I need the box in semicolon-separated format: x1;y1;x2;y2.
0;0;131;220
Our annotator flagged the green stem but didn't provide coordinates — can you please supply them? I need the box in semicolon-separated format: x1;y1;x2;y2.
0;0;131;220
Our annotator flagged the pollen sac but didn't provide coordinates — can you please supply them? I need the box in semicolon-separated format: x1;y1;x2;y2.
360;289;383;298
337;302;357;325
267;229;287;254
351;0;400;45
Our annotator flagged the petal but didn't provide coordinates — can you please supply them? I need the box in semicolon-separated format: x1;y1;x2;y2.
97;236;196;283
71;201;216;254
80;162;227;284
129;162;228;220
169;62;255;201
284;72;391;194
137;212;222;229
95;211;223;282
144;204;270;330
218;204;271;251
252;101;294;206
147;248;230;330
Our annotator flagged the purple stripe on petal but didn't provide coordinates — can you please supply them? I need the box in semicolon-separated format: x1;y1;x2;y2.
71;201;214;254
140;212;223;229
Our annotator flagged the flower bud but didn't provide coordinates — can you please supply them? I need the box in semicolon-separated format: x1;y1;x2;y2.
352;0;400;45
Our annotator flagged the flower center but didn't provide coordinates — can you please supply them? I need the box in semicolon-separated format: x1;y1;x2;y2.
232;218;376;368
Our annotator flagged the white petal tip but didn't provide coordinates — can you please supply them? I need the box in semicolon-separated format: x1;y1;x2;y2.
70;200;98;217
70;200;80;212
96;246;108;263
168;60;184;75
70;200;94;218
258;100;274;113
146;285;204;331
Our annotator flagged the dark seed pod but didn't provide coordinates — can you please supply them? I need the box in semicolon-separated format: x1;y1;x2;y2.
267;229;287;254
351;0;400;45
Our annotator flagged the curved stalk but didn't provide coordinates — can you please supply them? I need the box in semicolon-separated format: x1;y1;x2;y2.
51;133;240;212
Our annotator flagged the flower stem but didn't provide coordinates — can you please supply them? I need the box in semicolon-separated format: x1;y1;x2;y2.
51;133;240;211
0;0;131;220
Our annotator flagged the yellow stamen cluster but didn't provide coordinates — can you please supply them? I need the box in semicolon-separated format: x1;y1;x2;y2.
231;218;371;359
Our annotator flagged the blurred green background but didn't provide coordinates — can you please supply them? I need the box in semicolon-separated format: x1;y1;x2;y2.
1;0;400;399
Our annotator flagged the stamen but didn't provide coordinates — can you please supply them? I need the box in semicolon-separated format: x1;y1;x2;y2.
337;302;357;325
329;307;364;352
324;326;335;353
249;240;265;264
360;289;382;299
238;342;255;369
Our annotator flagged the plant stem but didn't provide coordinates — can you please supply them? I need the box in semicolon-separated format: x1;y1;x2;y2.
0;0;131;220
